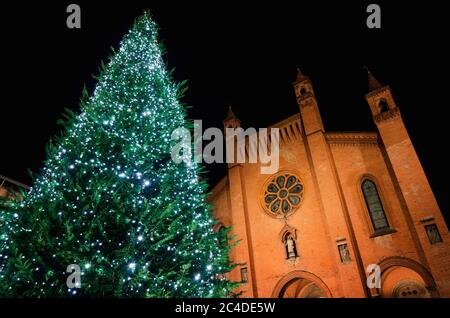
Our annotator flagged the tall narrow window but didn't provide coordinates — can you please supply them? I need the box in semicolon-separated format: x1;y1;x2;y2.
362;179;389;232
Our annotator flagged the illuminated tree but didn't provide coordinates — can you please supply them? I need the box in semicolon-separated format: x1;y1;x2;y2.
0;12;236;297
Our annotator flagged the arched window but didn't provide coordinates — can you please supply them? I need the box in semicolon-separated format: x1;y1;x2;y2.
300;87;307;96
378;99;389;113
362;179;389;231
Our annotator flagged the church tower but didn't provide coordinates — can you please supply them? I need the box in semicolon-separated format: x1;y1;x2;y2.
222;107;258;297
292;68;324;135
293;68;369;297
365;70;450;296
223;105;241;130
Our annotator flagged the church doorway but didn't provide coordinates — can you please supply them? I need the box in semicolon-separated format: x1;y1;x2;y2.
378;257;438;298
279;278;326;298
380;266;432;298
272;270;332;298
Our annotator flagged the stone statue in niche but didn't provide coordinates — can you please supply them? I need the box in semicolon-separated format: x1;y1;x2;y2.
286;234;297;259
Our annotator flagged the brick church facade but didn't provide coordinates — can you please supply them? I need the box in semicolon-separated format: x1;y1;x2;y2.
209;69;450;298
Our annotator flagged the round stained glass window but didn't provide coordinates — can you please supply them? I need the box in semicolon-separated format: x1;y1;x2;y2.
262;173;304;218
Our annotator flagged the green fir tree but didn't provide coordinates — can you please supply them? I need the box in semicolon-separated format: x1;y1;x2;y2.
0;12;237;297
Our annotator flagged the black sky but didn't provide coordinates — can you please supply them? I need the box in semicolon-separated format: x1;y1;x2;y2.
1;1;448;224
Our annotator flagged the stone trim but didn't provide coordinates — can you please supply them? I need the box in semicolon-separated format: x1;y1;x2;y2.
325;132;379;146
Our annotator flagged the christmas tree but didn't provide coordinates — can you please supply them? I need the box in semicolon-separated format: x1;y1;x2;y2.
0;12;237;297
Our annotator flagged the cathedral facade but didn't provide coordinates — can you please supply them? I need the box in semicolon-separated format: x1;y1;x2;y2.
209;69;450;298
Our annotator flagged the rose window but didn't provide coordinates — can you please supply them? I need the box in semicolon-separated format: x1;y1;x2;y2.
262;173;304;217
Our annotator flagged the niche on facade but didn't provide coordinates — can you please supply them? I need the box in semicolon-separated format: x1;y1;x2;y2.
279;224;299;260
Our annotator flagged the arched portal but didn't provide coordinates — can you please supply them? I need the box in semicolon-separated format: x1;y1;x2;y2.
272;271;332;298
378;257;439;298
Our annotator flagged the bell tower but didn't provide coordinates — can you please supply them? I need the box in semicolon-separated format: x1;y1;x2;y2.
365;70;401;143
223;105;241;130
223;105;242;167
222;106;258;297
365;69;450;297
292;68;324;135
293;68;369;297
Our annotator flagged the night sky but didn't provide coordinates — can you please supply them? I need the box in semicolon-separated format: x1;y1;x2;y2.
1;1;448;224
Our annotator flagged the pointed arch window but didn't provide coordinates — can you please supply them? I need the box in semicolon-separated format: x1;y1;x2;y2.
378;99;389;113
362;179;389;232
300;87;307;96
